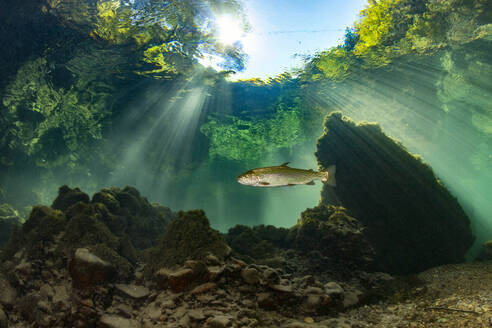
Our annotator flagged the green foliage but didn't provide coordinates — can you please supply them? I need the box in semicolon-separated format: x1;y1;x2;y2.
201;108;304;162
48;0;247;78
304;0;491;82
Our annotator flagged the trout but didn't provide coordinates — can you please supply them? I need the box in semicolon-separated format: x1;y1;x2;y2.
237;162;336;187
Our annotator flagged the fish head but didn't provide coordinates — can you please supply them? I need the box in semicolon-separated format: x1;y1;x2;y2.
237;170;260;186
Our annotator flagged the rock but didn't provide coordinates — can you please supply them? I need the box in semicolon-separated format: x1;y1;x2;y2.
188;309;206;321
40;284;54;299
316;112;474;274
303;294;322;313
206;315;232;328
69;248;116;288
305;286;323;294
343;291;361;308
206;254;220;266
52;285;70;309
325;282;344;295
263;268;280;285
115;303;133;318
115;284;150;299
191;282;216;295
144;302;161;321
207;266;224;280
148;210;229;270
270;284;293;293
0;306;7;328
51;186;89;212
167;268;195;292
241;267;260;285
257;292;275;310
304;317;314;324
99;314;141;328
0;278;16;308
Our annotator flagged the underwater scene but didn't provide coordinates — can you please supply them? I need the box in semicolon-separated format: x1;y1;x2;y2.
0;0;491;327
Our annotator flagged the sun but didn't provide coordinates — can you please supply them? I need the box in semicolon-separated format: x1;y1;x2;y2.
216;15;244;45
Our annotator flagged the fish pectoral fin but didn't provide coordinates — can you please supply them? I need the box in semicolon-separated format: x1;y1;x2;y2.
280;162;290;167
305;180;315;185
260;182;270;186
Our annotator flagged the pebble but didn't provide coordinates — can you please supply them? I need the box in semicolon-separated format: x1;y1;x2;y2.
206;314;232;327
99;314;141;328
188;308;206;321
115;284;150;299
271;284;294;293
191;282;216;295
241;267;260;285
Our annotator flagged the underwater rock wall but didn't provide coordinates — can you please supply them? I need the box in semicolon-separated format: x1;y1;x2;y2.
316;112;475;274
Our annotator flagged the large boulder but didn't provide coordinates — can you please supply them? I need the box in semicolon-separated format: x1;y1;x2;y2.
147;210;229;271
289;205;374;271
316;112;474;274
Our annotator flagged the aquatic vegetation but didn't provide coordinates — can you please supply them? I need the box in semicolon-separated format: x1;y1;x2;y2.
316;112;475;274
201;109;305;162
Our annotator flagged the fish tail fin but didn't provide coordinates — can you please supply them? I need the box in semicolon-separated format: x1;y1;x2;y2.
321;165;336;187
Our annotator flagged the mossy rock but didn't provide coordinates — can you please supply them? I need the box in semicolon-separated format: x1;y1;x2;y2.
148;210;228;271
225;224;289;260
291;205;374;270
315;112;474;274
51;185;90;212
5;206;66;260
91;187;171;249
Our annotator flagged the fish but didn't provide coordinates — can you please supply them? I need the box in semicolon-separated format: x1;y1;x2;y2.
237;162;336;187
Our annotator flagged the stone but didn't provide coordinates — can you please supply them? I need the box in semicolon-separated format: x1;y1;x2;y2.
191;282;216;295
188;309;206;321
270;284;293;293
115;303;133;318
69;248;116;288
343;291;361;308
206;254;220;266
263;268;280;285
241;267;260;285
99;314;141;328
303;294;322;313
207;266;224;281
144;302;161;321
325;282;344;295
305;286;323;294
40;284;55;299
304;317;314;324
0;278;16;308
52;285;70;308
206;315;232;328
115;284;150;299
168;268;195;292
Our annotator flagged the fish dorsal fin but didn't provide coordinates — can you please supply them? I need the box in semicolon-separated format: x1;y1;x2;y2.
280;162;290;167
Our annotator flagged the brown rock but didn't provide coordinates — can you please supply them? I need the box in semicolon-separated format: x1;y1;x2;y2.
191;282;216;295
69;248;116;288
168;268;195;292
